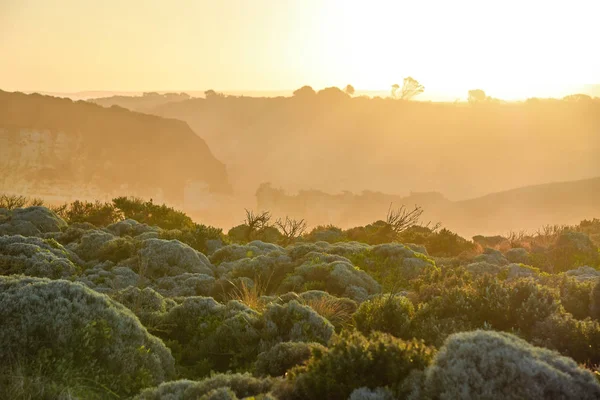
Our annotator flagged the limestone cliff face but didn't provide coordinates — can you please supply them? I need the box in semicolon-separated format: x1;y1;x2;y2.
0;90;231;203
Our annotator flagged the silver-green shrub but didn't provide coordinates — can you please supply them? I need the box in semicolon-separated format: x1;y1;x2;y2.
279;260;380;301
134;373;274;400
107;218;160;237
0;235;80;278
153;272;216;297
210;241;284;265
77;262;141;293
0;275;175;397
261;300;334;348
0;206;67;236
138;238;214;278
423;330;600;399
348;387;395;400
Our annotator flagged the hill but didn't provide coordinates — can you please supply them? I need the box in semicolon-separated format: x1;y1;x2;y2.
88;90;600;201
0;90;231;204
257;177;600;237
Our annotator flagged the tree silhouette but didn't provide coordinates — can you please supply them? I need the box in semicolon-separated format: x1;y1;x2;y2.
399;77;424;100
293;85;317;98
468;89;487;103
344;84;355;96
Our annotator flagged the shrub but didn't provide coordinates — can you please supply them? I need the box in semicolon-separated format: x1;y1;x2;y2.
298;291;357;331
0;276;175;398
348;387;395;400
399;226;475;257
305;225;346;243
550;231;599;272
71;229;137;263
107;218;160;237
555;276;594;319
159;297;262;377
110;286;176;331
0;206;67;236
77;263;141;294
505;247;532;264
0;235;80;279
278;331;434;400
210;241;284;265
216;251;293;294
0;193;42;209
354;294;415;339
423;330;600;399
280;259;380;302
135;373;274;400
52;200;122;226
506;278;560;336
137;238;214;279
532;312;600;366
348;243;437;291
254;342;326;377
160;223;225;255
113;196;195;230
261;300;335;347
153;273;216;298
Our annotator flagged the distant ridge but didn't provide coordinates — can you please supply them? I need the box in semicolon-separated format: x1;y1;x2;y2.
0;90;231;204
257;177;600;237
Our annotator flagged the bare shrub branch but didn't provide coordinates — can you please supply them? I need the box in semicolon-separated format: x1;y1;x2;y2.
275;216;307;245
386;203;424;234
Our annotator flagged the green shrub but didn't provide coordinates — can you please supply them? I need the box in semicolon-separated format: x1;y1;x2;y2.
423;330;600;399
305;225;346;243
347;243;437;291
113;196;195;230
550;231;599;272
399;227;476;257
254;342;326;377
159;297;262;377
277;331;434;400
52;200;122;226
0;276;175;398
532;312;600;366
554;276;594;319
354;294;415;339
160;223;225;255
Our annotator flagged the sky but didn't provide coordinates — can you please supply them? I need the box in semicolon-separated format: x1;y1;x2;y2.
1;0;599;100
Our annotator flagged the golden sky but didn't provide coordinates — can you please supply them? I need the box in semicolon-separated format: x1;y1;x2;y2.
1;0;598;99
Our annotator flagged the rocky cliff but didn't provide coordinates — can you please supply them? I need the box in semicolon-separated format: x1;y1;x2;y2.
0;90;231;204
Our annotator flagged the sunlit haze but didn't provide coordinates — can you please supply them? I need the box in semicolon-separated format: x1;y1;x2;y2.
1;0;599;99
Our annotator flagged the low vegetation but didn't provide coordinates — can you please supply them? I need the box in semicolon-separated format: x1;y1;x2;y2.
1;195;599;398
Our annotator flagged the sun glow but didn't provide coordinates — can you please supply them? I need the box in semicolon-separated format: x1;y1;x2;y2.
0;0;598;99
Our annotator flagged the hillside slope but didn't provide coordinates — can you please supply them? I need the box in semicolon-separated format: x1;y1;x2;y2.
0;90;231;204
146;94;600;200
257;177;600;237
